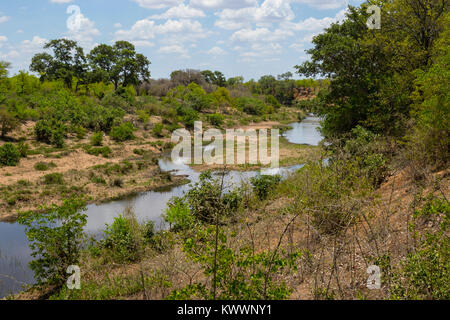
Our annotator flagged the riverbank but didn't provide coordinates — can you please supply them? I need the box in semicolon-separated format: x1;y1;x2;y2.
0;112;311;222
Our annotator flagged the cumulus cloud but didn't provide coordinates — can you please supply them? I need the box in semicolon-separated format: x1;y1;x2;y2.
115;18;208;43
281;8;347;32
207;46;226;56
215;0;297;30
158;44;190;58
190;0;257;10
21;36;48;53
133;0;184;9
150;4;205;19
293;0;348;10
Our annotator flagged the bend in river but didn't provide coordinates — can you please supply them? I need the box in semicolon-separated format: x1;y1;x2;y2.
0;117;322;298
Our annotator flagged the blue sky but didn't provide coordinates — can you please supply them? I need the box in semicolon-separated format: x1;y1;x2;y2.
0;0;364;80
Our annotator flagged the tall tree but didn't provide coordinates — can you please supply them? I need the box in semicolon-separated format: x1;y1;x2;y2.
30;39;87;89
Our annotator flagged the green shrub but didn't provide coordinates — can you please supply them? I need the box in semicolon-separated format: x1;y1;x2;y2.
152;123;164;137
137;110;150;123
234;97;268;116
390;196;450;300
110;122;135;142
0;143;21;166
17;141;30;158
102;214;140;263
34;161;57;171
90;132;104;146
207;113;225;126
250;175;282;200
17;198;87;286
43;173;64;185
86;146;112;158
35;119;66;148
164;197;195;232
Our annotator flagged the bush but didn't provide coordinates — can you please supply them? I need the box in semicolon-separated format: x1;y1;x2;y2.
43;172;64;185
0;108;20;138
35;119;66;148
207;113;224;126
102;213;141;263
234;97;269;116
250;175;282;200
34;161;57;171
152;123;164;137
164;197;195;232
168;226;300;300
390;196;450;300
110;122;135;142
17;198;87;286
90;132;103;146
17;141;30;158
85;146;112;158
0;143;21;166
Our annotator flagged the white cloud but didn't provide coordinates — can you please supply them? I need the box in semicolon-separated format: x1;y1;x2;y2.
150;4;205;19
21;36;48;53
293;0;348;10
115;19;156;40
133;0;184;9
49;0;74;3
114;23;122;28
158;44;190;58
0;16;10;24
115;19;208;45
131;40;155;47
231;27;291;43
281;8;347;32
190;0;257;9
215;0;296;30
207;46;226;55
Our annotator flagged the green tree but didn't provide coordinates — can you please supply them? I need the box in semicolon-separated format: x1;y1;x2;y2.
30;39;87;89
0;108;19;138
18;198;88;286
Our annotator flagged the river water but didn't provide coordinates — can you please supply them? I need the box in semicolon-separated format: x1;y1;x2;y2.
0;117;322;298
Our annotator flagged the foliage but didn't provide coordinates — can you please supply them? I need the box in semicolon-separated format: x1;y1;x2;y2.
250;175;282;200
0;108;19;137
34;161;57;171
0;142;21;166
168;226;300;300
207;113;225;126
17;198;87;286
90;131;104;146
185;171;242;223
152;123;164;137
390;196;450;300
164;197;195;232
35;118;66;148
102;212;142;263
43;172;64;185
234;97;270;116
110;122;135;142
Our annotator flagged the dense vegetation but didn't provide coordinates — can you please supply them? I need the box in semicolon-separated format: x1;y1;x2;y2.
4;0;449;301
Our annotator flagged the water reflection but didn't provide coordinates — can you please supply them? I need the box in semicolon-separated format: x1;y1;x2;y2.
284;116;323;146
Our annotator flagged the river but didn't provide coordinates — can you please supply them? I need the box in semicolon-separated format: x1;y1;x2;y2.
0;117;322;298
